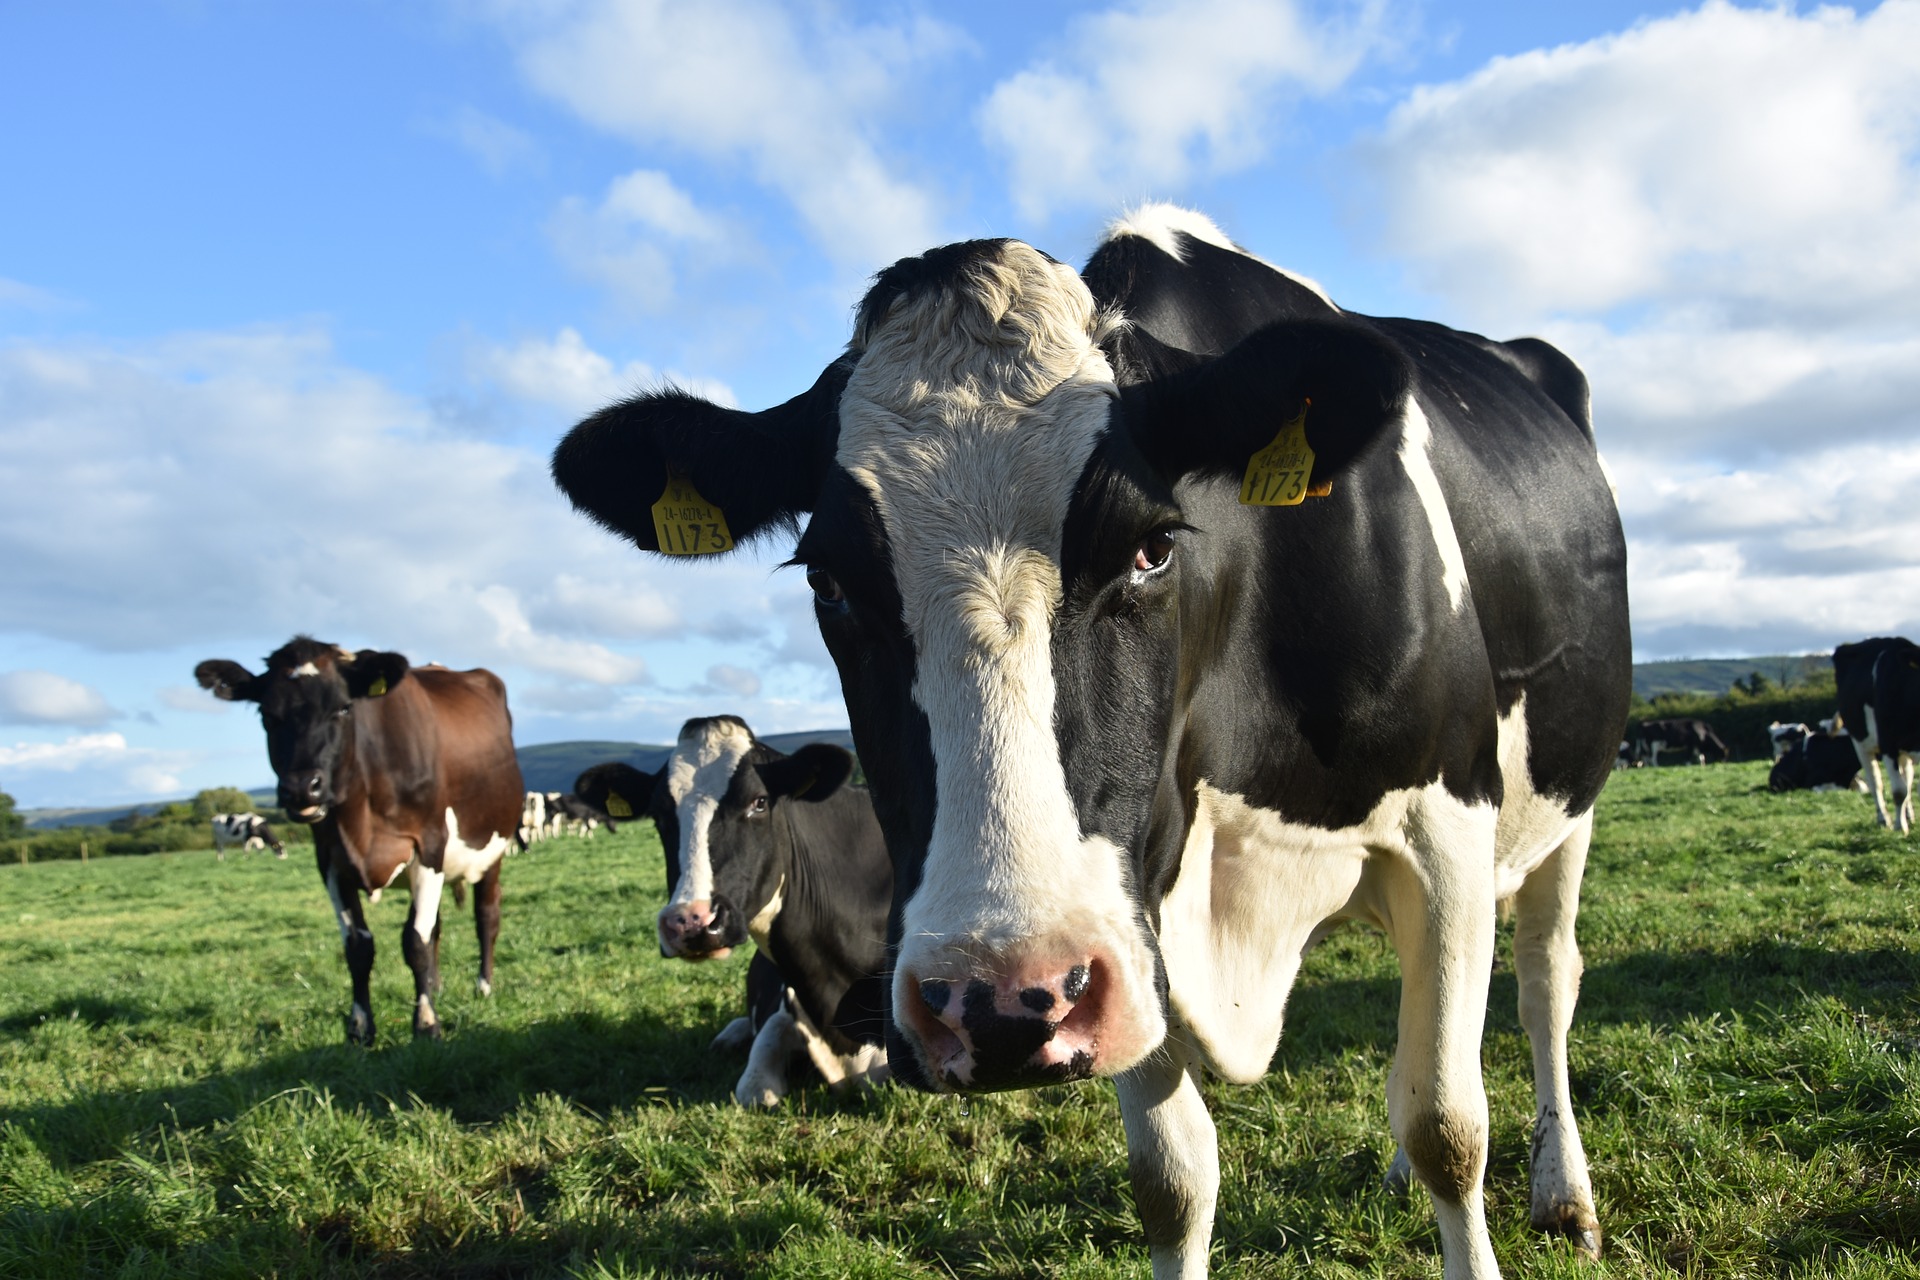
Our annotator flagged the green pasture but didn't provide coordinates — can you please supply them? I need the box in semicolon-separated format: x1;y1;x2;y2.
3;763;1918;1278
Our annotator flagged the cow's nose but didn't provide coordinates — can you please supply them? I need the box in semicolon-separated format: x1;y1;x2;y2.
903;960;1103;1091
657;899;733;960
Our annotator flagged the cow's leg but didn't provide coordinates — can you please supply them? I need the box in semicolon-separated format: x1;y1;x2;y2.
473;859;503;997
734;1000;804;1108
403;859;446;1039
1379;821;1499;1280
1115;1033;1217;1280
1895;753;1915;835
323;864;377;1046
1512;816;1602;1257
1854;734;1891;827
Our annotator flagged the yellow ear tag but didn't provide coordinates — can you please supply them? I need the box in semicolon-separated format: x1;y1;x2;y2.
367;677;388;697
604;791;633;818
1240;403;1318;507
650;471;735;556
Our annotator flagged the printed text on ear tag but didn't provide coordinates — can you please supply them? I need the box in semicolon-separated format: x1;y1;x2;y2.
367;677;388;697
604;791;633;818
651;472;735;556
1240;404;1317;507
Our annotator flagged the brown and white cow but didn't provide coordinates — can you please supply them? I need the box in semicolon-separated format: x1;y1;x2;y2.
196;636;523;1044
552;206;1628;1276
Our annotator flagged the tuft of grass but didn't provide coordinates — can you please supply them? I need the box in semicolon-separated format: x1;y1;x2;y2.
3;763;1918;1276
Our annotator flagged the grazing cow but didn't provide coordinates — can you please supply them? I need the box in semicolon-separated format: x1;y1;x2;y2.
1768;732;1865;793
552;205;1630;1274
1766;721;1812;761
573;717;891;1107
195;637;522;1044
211;811;284;859
1632;717;1729;766
1836;637;1920;833
519;790;549;846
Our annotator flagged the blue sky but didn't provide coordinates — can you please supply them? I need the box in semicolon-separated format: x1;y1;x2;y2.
3;0;1917;807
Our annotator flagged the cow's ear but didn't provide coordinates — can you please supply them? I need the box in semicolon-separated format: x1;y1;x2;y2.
757;743;855;803
194;659;260;702
1124;318;1414;491
552;359;852;556
574;762;659;821
342;650;409;699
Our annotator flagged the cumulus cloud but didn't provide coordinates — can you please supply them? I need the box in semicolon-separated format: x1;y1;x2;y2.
157;686;229;715
0;671;118;728
980;0;1395;219
0;732;192;800
548;170;738;311
702;664;762;698
492;0;965;266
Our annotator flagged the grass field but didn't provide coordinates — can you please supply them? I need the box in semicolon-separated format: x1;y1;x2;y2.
4;763;1919;1278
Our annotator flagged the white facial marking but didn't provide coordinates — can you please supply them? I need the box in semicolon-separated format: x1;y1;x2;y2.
839;240;1163;1073
665;720;756;909
1105;201;1338;310
1397;398;1469;613
290;662;320;677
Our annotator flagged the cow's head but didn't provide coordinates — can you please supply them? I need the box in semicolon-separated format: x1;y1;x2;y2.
576;721;855;960
195;637;409;822
553;237;1407;1091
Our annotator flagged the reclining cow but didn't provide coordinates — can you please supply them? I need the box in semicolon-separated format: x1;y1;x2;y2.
211;811;285;860
1633;717;1729;766
574;716;890;1106
196;637;522;1044
552;205;1629;1274
1768;731;1865;793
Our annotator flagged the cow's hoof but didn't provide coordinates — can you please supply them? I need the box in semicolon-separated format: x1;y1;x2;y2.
1382;1146;1413;1194
733;1071;786;1109
413;1020;444;1041
475;977;493;998
710;1016;755;1054
1534;1206;1602;1260
345;1012;375;1047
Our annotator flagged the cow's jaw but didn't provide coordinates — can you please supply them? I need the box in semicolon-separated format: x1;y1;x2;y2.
838;241;1166;1091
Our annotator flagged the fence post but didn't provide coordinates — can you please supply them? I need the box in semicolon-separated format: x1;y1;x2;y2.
81;840;88;863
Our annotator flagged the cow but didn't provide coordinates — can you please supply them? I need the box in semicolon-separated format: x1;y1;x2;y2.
519;790;549;846
1835;636;1920;833
573;716;891;1107
550;791;610;837
1768;731;1865;793
1632;717;1729;766
195;637;523;1044
550;205;1630;1275
1766;720;1812;761
210;811;284;860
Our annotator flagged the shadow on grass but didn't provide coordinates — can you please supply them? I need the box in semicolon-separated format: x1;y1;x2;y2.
2;1007;737;1165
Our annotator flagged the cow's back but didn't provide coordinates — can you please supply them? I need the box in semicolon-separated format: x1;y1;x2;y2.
412;666;523;841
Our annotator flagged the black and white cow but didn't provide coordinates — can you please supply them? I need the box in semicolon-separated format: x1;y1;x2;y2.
519;790;548;846
1766;720;1812;761
211;811;284;859
1768;731;1865;793
573;717;891;1107
550;791;610;837
552;206;1629;1274
1632;717;1729;766
1836;636;1920;833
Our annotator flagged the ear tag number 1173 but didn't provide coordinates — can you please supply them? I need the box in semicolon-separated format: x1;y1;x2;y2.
1240;404;1321;507
651;472;735;556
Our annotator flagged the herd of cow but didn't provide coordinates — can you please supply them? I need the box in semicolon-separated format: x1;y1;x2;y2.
184;206;1919;1278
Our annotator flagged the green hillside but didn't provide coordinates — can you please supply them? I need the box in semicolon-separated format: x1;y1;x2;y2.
1632;653;1828;699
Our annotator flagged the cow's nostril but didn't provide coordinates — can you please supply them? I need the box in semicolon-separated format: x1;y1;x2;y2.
1063;965;1090;1002
307;776;324;796
1020;987;1056;1014
920;980;951;1014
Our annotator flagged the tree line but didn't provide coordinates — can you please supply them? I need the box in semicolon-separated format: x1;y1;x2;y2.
0;787;312;864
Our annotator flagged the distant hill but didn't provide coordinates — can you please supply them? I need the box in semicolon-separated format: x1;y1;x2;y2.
21;729;860;830
1632;654;1828;699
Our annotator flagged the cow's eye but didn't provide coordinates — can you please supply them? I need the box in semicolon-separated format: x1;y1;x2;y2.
1132;530;1176;580
747;795;769;817
807;569;847;611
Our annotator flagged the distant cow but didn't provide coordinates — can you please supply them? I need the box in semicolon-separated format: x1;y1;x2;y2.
1768;732;1865;793
1634;718;1729;766
574;717;890;1107
1836;637;1920;833
550;791;610;837
196;637;523;1044
519;790;548;846
211;812;284;859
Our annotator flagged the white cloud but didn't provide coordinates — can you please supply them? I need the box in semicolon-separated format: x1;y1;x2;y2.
0;671;118;728
1361;0;1920;325
0;277;73;312
428;104;544;177
463;327;738;417
475;584;647;684
0;732;191;799
157;686;229;715
703;663;761;698
492;0;965;266
980;0;1394;219
548;170;739;311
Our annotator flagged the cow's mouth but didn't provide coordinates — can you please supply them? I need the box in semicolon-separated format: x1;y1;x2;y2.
290;804;328;823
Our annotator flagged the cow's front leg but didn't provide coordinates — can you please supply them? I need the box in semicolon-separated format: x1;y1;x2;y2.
473;859;503;996
1894;754;1914;835
404;859;446;1038
1379;823;1500;1280
734;1000;804;1108
1512;817;1601;1257
324;865;377;1046
1115;1032;1217;1280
